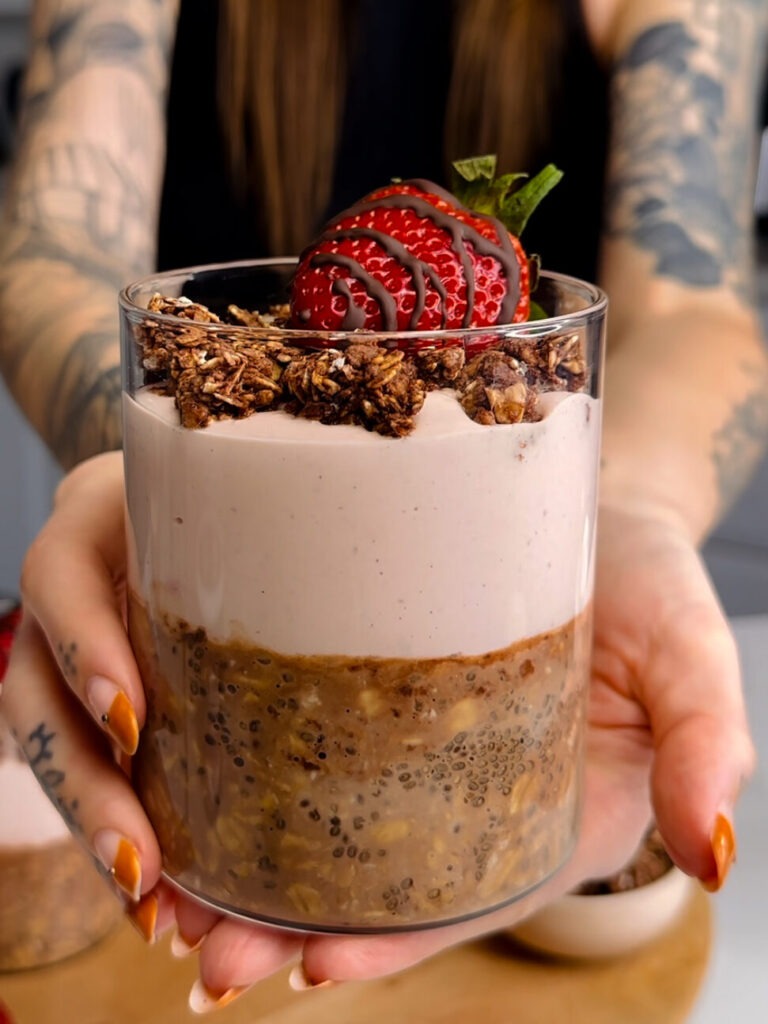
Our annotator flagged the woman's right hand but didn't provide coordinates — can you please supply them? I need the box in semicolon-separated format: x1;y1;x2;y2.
0;454;174;936
0;451;307;997
0;458;189;942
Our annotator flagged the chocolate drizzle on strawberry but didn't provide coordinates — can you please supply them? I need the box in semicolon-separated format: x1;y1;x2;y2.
304;183;521;331
311;252;397;330
404;178;469;206
312;227;449;330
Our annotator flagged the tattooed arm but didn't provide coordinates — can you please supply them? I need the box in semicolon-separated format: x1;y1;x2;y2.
587;0;768;538
0;0;179;468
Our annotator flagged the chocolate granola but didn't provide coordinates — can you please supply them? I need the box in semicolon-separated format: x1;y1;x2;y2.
135;294;587;435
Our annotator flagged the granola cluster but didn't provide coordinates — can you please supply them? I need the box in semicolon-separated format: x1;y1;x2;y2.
135;294;587;436
458;335;587;425
282;345;426;437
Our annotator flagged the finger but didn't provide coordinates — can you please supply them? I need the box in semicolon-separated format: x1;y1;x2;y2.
19;452;146;755
172;897;223;955
593;515;754;887
299;893;562;984
188;918;304;1014
174;900;306;1009
1;616;163;911
643;591;754;885
127;879;178;945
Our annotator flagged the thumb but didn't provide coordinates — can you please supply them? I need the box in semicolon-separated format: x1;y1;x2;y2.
643;571;754;889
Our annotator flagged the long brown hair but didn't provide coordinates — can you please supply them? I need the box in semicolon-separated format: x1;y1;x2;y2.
218;0;565;255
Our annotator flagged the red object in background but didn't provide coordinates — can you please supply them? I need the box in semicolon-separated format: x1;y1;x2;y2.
0;597;22;684
0;1000;16;1024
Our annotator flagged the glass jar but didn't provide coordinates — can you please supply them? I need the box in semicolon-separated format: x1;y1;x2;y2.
120;260;606;933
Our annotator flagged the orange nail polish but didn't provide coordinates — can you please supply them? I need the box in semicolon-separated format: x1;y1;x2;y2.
127;893;158;944
94;831;142;901
112;835;143;901
188;980;249;1015
701;812;736;892
86;677;140;756
171;927;204;958
113;837;142;900
288;963;336;992
104;691;140;755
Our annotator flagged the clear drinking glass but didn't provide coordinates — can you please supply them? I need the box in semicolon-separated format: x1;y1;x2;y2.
120;258;606;933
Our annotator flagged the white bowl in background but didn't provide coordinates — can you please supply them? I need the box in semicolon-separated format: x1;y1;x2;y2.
508;865;695;960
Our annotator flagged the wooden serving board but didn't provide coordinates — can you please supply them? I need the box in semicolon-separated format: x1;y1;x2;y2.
0;887;712;1024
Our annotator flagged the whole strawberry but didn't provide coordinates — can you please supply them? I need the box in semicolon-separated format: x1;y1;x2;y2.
290;157;561;336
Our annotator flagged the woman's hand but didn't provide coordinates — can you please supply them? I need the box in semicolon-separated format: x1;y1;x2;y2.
0;454;754;1011
0;453;175;938
274;501;754;991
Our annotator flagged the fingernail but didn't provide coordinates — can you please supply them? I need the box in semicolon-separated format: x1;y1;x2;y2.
171;927;204;958
86;677;139;755
93;830;142;901
188;979;249;1015
288;963;336;991
127;893;158;944
700;812;737;892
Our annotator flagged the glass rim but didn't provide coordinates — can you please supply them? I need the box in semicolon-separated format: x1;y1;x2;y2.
119;257;608;340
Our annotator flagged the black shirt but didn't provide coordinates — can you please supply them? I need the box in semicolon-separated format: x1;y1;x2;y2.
157;0;608;283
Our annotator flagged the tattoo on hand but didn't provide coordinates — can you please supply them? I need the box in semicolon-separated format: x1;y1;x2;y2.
57;641;79;683
606;3;767;300
23;721;83;837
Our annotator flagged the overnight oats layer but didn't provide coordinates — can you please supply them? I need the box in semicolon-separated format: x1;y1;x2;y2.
121;263;606;932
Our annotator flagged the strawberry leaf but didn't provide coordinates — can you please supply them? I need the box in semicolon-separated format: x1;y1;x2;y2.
499;164;563;237
450;156;563;238
451;154;498;183
528;300;548;321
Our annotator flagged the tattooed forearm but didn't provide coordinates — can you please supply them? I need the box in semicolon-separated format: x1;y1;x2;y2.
0;260;124;463
48;335;124;468
712;361;768;511
605;1;767;302
8;143;156;287
6;0;177;276
24;0;177;118
0;0;179;466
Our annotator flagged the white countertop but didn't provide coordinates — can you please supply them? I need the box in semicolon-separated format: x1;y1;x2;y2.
688;615;768;1022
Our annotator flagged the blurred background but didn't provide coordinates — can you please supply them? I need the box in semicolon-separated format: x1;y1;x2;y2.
0;0;767;613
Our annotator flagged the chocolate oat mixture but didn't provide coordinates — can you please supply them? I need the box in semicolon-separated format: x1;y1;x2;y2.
131;596;592;929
